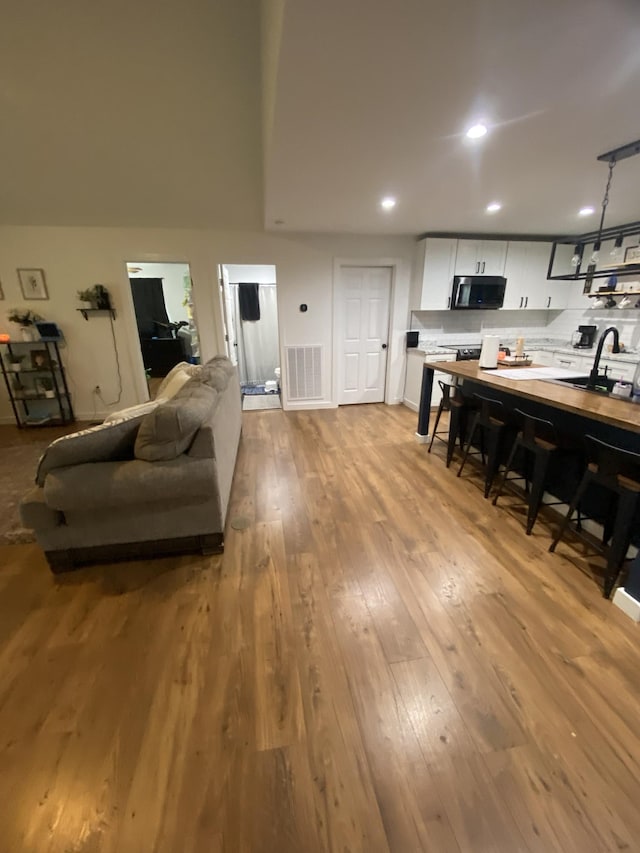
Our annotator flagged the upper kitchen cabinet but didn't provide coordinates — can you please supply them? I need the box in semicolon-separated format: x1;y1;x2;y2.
415;237;457;310
454;239;508;276
502;242;564;309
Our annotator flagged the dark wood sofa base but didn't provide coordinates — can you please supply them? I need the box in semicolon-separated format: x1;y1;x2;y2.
45;533;224;573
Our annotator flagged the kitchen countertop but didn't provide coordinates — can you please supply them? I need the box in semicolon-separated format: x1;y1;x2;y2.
423;359;640;434
412;339;639;364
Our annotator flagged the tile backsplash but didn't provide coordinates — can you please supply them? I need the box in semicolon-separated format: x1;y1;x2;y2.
410;308;640;352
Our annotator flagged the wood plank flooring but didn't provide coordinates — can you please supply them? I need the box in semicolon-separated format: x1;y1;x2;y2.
1;403;639;852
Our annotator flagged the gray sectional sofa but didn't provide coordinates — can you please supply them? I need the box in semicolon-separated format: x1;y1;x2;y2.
20;356;242;572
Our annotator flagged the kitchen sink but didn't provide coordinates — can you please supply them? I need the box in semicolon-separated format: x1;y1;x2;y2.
550;375;615;395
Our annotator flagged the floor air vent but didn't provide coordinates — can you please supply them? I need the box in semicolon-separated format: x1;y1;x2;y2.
286;346;322;400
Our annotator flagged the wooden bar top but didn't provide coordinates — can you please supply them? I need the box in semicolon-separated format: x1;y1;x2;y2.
424;359;640;434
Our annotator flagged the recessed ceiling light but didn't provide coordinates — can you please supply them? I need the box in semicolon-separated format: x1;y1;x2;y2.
486;202;502;213
578;206;595;216
380;197;396;210
466;123;488;139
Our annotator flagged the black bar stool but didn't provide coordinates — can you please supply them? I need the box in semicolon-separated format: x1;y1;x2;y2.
457;393;508;498
492;408;564;534
427;380;468;467
549;435;640;598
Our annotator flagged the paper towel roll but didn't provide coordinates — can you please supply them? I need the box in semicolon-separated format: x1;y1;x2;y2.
479;335;500;369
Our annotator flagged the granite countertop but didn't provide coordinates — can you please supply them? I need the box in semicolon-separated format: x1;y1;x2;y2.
411;338;639;363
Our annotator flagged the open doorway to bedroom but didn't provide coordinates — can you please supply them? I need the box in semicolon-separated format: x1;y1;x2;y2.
219;264;281;411
127;261;199;399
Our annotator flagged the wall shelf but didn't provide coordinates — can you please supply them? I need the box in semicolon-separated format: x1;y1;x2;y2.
77;308;116;320
587;290;640;298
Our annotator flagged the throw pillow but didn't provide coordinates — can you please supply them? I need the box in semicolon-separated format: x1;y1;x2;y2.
156;362;190;397
157;367;191;401
36;413;147;487
134;379;217;462
104;400;160;423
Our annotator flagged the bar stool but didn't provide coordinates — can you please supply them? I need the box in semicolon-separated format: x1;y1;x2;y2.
549;435;640;598
427;380;468;468
492;408;564;534
457;393;509;498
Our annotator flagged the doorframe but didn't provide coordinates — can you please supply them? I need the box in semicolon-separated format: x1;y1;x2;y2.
332;258;399;406
121;258;198;404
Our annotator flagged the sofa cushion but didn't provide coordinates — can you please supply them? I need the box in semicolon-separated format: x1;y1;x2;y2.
134;379;217;462
189;357;235;391
43;457;215;512
35;413;147;487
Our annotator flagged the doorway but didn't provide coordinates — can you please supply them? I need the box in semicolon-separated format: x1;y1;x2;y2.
127;262;199;399
219;264;281;412
336;265;392;404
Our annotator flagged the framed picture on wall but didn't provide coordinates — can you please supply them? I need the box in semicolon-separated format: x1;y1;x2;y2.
17;268;49;300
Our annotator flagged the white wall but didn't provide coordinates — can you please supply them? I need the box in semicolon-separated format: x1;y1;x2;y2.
0;227;413;421
128;262;191;325
224;263;276;284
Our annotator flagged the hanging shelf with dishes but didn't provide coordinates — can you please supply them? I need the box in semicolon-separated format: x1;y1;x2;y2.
547;137;640;283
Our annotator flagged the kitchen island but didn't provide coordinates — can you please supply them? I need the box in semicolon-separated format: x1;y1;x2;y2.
418;359;640;442
417;358;640;555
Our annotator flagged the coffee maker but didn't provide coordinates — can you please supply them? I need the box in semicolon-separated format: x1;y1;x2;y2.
572;324;597;349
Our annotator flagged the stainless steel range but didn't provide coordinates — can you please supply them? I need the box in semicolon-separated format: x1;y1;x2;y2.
439;344;482;361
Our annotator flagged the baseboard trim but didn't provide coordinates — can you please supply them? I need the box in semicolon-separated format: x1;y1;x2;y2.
613;588;640;622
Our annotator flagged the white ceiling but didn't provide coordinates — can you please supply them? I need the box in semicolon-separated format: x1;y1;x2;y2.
266;0;640;236
0;0;263;228
2;0;640;237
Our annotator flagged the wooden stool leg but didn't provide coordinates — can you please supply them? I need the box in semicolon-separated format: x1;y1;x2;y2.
483;427;503;499
457;413;480;478
604;491;638;598
446;403;462;468
526;450;551;534
427;399;445;454
492;435;520;506
549;472;591;553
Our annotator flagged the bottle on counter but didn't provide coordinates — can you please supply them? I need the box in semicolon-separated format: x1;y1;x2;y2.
515;337;525;357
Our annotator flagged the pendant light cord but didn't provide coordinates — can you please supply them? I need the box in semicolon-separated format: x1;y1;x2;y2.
596;158;617;241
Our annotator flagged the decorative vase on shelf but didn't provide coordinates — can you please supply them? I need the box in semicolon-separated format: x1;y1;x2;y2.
20;326;36;341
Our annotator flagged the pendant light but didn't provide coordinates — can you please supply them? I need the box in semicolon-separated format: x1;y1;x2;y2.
548;137;640;281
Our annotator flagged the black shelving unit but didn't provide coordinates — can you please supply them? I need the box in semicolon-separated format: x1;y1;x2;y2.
0;340;75;428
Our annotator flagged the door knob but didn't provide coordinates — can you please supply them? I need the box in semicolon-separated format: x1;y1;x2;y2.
381;343;387;349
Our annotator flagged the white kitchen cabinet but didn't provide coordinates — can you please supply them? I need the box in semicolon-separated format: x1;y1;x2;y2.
551;352;589;373
503;242;555;309
526;349;554;366
454;240;507;276
416;238;457;310
600;358;637;383
403;350;456;412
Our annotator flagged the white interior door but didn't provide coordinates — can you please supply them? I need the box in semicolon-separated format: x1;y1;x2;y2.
338;265;391;404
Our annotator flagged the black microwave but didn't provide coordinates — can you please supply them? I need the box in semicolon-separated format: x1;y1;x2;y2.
451;275;506;310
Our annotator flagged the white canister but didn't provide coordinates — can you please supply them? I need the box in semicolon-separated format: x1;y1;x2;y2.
479;335;500;370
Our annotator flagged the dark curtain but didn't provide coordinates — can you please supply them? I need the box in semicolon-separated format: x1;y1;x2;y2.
129;278;170;338
238;283;260;321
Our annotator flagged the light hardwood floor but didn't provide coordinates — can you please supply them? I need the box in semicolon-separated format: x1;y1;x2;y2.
1;403;639;852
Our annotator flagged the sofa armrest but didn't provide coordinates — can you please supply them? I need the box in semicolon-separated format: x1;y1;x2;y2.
20;486;65;531
43;457;215;512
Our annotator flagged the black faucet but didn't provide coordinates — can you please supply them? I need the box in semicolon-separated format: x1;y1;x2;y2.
588;326;620;390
